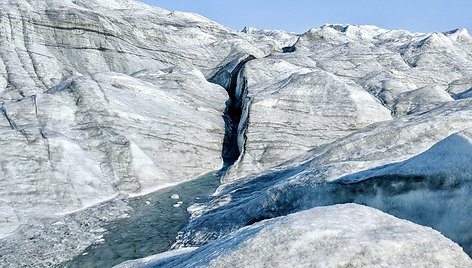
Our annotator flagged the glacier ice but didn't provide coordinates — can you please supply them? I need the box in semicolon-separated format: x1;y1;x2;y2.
116;204;472;268
0;0;281;238
224;23;472;181
0;0;472;266
0;69;228;226
178;103;472;256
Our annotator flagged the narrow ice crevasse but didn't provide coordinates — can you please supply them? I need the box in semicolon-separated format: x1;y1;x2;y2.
209;56;255;170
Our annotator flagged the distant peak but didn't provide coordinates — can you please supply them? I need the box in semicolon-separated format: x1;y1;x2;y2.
322;24;350;33
444;28;469;35
321;24;383;32
309;24;388;41
417;32;454;48
444;28;471;42
242;26;257;33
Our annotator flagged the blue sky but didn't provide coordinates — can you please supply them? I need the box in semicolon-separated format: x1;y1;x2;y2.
141;0;471;34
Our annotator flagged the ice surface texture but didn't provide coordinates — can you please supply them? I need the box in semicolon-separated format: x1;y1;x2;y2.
116;204;472;268
1;0;472;266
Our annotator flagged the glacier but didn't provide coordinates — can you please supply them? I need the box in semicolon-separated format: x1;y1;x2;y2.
0;0;472;267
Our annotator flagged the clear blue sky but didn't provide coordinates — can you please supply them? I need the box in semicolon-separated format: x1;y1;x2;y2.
141;0;471;34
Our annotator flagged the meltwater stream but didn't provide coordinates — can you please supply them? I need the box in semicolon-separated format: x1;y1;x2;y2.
61;170;223;268
62;58;252;268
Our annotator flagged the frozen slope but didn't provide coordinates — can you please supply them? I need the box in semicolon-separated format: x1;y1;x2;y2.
223;57;392;181
0;69;227;233
0;0;283;238
0;0;285;265
0;0;274;99
178;100;472;255
116;204;472;268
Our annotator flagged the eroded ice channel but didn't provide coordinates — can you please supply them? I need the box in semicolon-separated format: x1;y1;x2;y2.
62;57;254;267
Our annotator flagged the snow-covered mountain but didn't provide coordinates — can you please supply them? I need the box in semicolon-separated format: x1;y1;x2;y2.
1;0;472;267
